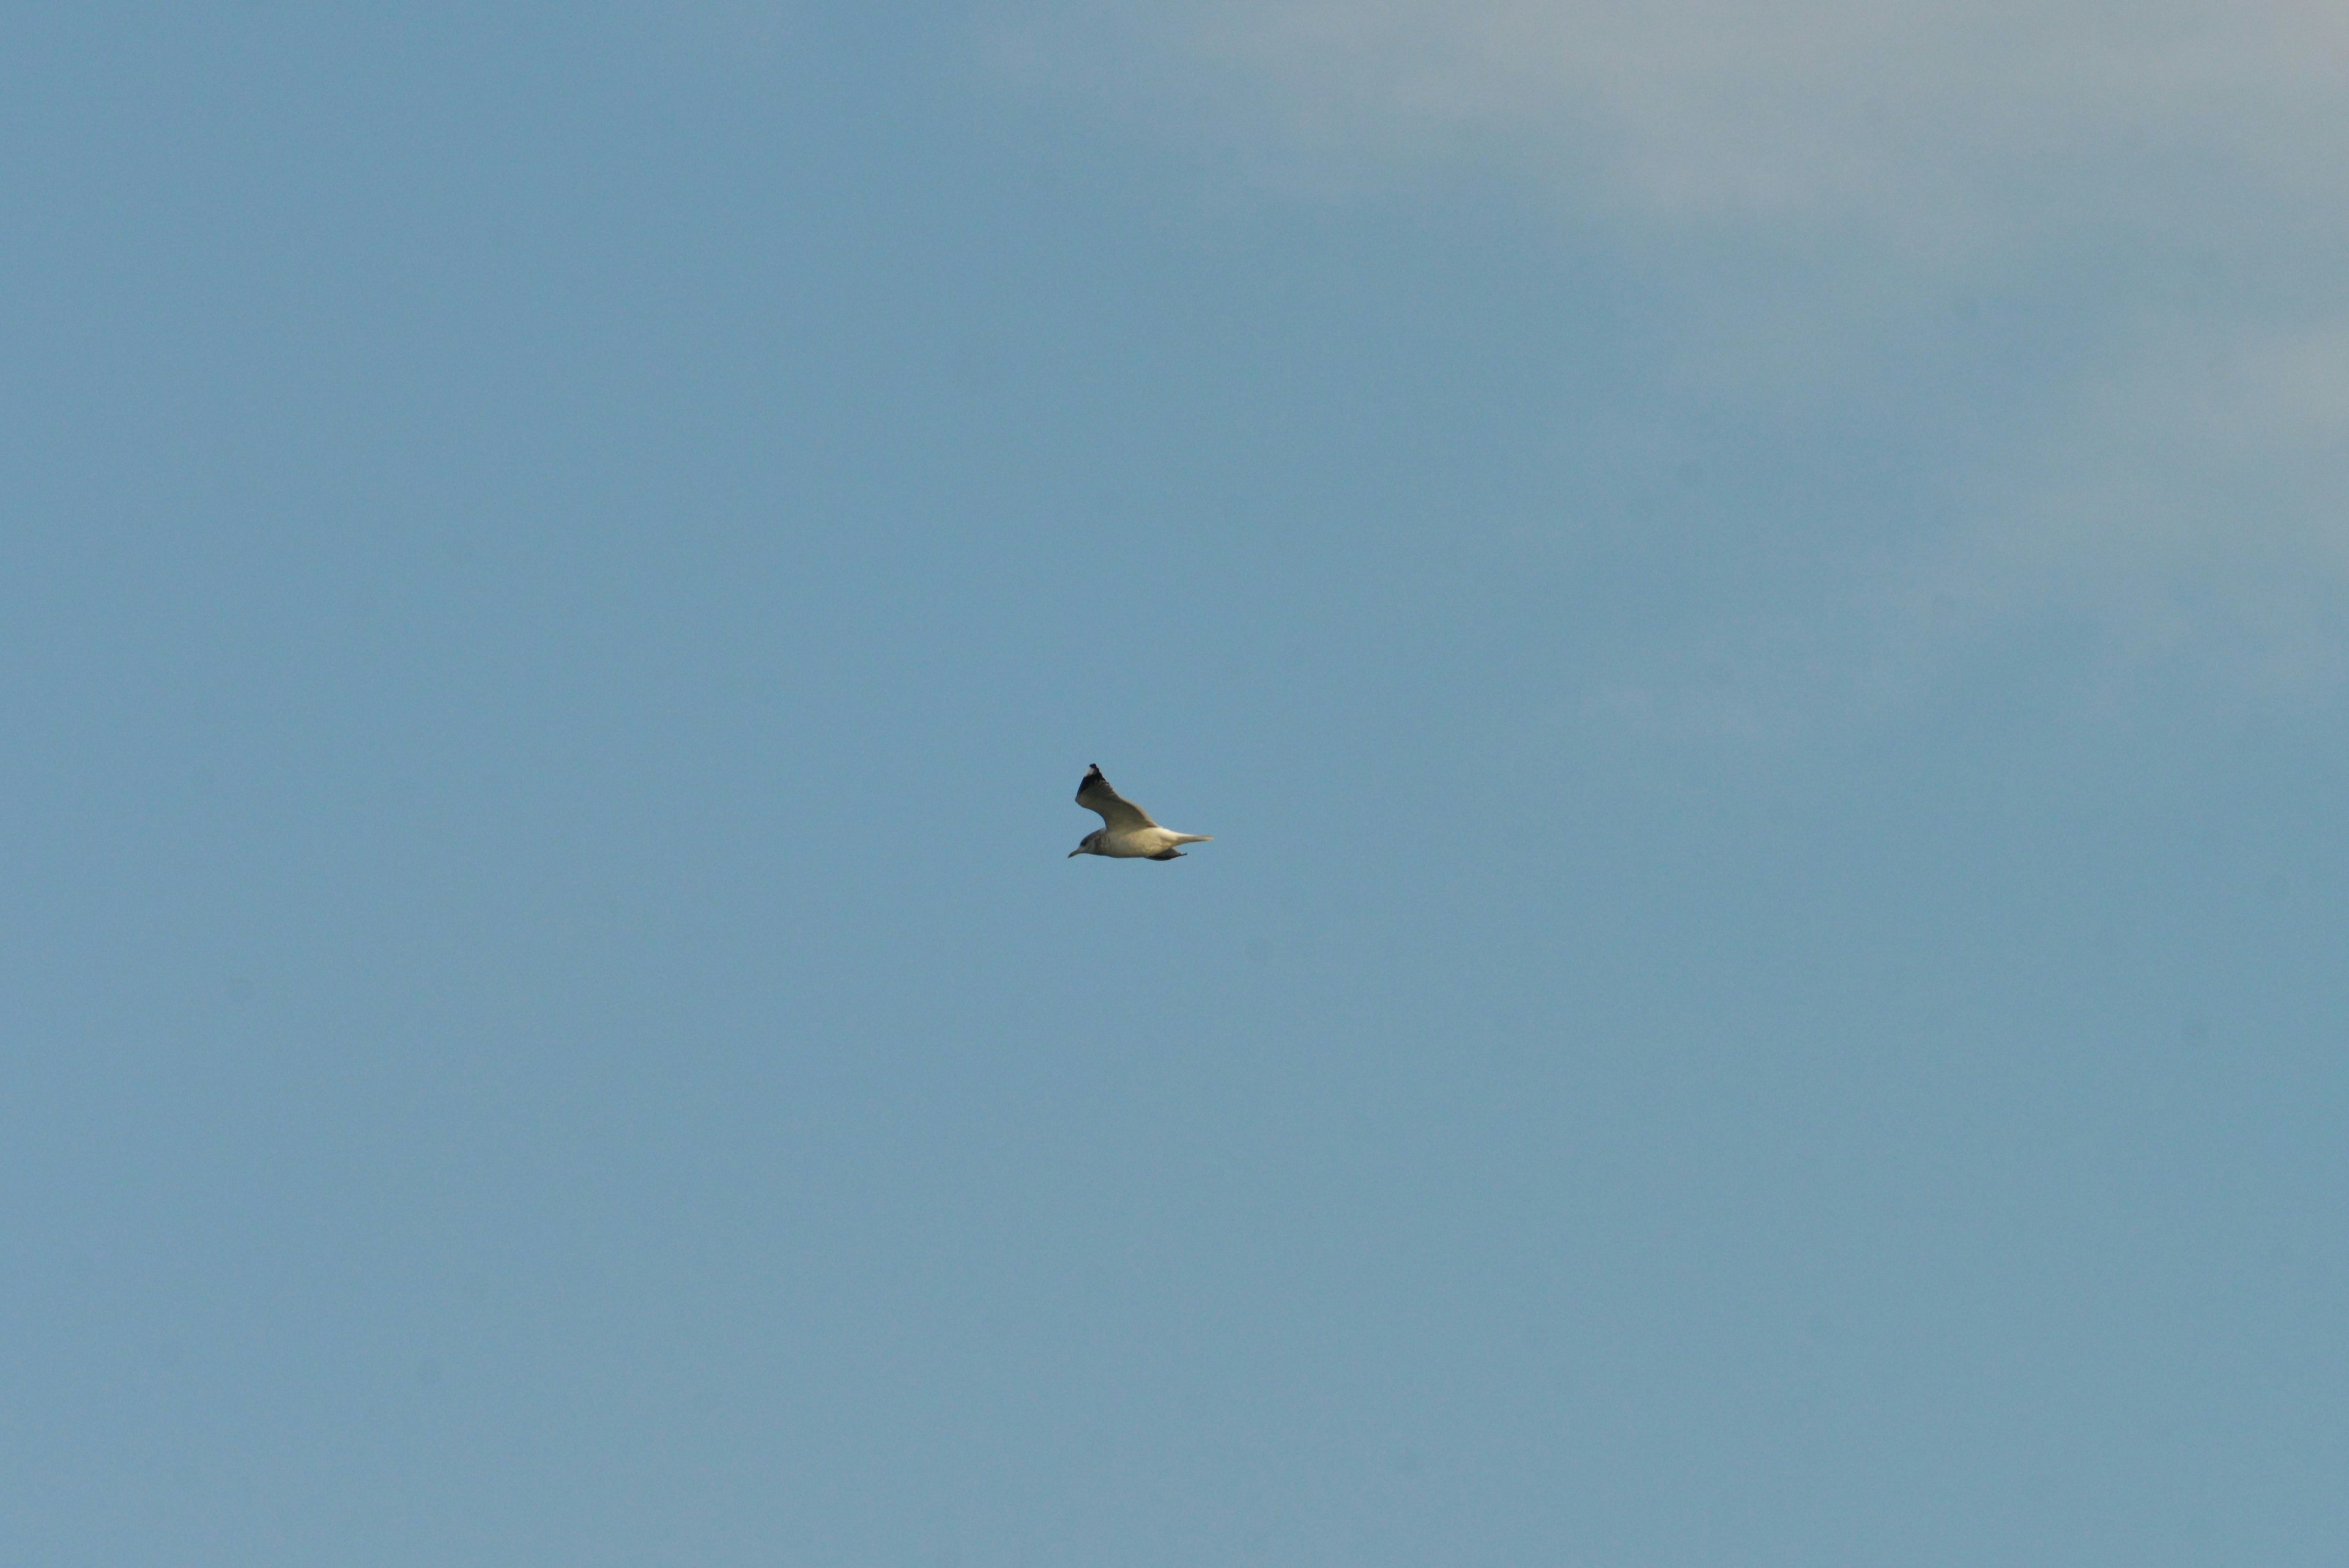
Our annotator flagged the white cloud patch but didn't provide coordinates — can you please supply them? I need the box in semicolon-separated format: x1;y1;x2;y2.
1006;1;2349;230
1000;0;2349;716
1953;310;2349;684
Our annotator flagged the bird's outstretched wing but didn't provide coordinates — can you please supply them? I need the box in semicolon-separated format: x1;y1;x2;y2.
1076;764;1157;831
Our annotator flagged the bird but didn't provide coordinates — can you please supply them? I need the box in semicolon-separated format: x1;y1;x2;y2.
1069;765;1212;861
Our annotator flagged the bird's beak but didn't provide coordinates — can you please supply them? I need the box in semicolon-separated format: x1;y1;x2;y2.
1067;849;1082;858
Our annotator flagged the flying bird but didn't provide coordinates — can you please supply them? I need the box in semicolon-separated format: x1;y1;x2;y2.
1069;765;1212;861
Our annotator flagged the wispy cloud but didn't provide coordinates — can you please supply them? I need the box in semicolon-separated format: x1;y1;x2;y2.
1007;1;2348;232
999;1;2349;717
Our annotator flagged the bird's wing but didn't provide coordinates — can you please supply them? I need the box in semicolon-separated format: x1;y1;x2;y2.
1075;765;1157;831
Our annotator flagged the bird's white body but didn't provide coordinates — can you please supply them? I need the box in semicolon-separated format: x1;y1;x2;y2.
1078;823;1211;859
1069;765;1211;861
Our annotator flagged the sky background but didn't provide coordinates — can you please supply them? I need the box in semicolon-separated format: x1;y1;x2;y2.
5;3;2347;1564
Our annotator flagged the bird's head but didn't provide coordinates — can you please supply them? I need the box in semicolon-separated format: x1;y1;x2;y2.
1069;830;1100;858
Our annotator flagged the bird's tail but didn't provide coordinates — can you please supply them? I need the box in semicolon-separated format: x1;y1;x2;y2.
1170;834;1213;845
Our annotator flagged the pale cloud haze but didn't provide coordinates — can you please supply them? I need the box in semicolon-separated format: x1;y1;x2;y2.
1001;0;2349;716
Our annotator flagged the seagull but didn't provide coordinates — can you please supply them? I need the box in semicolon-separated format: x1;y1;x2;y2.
1069;765;1212;861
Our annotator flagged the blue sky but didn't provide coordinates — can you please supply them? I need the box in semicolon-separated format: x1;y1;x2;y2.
5;4;2346;1564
